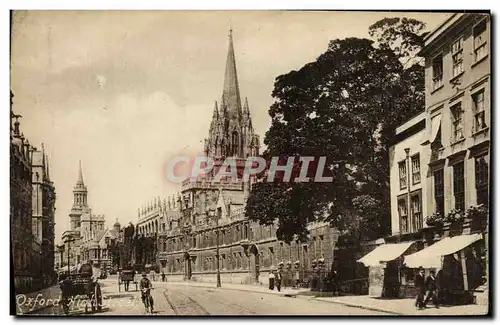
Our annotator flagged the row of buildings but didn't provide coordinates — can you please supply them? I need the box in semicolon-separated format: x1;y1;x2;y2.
359;13;489;303
55;162;121;275
129;13;489;303
11;92;57;293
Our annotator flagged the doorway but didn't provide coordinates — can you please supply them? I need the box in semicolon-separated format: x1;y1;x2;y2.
184;253;192;280
249;245;259;283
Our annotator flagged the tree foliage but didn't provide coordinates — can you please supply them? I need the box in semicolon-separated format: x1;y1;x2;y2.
246;18;427;243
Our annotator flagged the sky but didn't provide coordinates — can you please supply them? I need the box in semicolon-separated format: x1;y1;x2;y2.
10;10;450;243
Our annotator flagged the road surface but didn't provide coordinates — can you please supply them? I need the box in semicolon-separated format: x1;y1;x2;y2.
28;281;389;316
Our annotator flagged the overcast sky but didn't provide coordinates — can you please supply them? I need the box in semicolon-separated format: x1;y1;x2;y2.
10;11;450;242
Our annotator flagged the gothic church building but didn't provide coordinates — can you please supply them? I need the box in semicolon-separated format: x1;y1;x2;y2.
157;30;337;285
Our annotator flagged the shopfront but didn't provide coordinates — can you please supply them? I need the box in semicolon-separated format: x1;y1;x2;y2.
358;241;416;297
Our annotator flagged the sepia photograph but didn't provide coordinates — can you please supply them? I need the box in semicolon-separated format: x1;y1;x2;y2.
9;9;491;316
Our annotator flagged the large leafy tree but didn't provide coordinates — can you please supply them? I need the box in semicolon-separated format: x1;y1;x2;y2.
246;18;426;243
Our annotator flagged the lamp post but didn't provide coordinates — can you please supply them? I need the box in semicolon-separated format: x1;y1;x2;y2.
58;245;64;269
208;208;221;288
65;236;75;274
404;148;411;235
97;244;101;265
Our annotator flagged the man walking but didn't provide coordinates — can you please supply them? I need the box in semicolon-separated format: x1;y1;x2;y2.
424;269;439;308
275;270;283;292
415;267;426;309
268;270;275;290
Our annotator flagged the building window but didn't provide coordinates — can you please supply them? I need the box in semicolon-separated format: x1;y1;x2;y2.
411;191;423;231
472;90;486;132
451;102;464;142
399;160;407;189
475;155;489;206
474;19;488;62
453;162;465;211
411;154;421;185
434;169;445;216
432;54;443;90
398;198;408;234
451;37;464;78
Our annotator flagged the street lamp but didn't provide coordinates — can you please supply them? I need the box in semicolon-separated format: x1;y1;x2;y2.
208;208;221;288
404;148;411;235
64;236;75;274
57;245;64;269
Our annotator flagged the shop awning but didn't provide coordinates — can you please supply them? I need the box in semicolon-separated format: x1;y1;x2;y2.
404;234;482;269
357;241;415;267
429;114;442;143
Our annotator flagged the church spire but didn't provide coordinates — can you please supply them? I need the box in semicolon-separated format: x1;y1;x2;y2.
222;28;242;121
77;160;84;185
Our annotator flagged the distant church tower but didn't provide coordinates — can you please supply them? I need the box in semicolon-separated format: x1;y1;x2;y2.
69;160;88;230
204;29;260;159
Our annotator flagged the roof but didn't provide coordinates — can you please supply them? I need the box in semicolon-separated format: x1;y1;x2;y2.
419;13;469;56
395;111;426;135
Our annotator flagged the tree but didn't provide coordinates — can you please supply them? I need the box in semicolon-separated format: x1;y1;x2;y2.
368;17;427;65
246;18;427;243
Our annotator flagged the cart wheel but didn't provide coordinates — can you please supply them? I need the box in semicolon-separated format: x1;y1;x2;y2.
61;301;70;315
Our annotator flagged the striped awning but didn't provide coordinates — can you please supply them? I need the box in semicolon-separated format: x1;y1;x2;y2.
404;234;482;268
357;241;415;267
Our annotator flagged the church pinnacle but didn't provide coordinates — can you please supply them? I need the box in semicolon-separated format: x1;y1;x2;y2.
77;160;84;185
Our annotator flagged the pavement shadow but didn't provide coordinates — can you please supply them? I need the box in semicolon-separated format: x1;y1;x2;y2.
102;293;134;299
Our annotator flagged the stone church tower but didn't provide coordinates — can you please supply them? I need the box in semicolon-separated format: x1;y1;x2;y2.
69;160;89;230
204;29;260;159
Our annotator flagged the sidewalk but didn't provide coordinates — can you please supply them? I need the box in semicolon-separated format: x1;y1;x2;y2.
15;285;61;315
315;295;490;316
165;280;309;297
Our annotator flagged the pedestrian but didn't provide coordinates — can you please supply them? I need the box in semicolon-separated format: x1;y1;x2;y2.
424;269;439;308
268;270;275;290
415;267;426;309
161;271;166;282
150;269;155;282
276;270;283;292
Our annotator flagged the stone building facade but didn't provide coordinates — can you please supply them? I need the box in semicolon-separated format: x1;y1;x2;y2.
156;30;338;285
10;91;57;292
134;196;181;269
11;93;37;293
360;13;490;302
31;145;56;286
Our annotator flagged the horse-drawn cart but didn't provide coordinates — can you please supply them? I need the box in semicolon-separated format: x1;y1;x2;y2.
59;273;103;315
118;269;137;292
